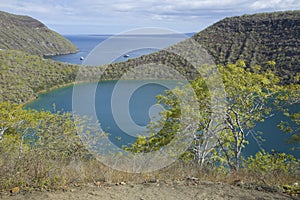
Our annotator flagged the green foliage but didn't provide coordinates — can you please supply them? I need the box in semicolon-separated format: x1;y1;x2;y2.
127;61;297;171
204;63;282;170
0;101;90;190
243;150;300;191
275;82;300;150
282;184;300;195
0;11;77;55
193;10;300;84
125;87;182;153
278;110;300;150
0;50;79;103
244;150;299;175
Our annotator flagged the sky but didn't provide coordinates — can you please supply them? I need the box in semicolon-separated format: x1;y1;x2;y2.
0;0;299;34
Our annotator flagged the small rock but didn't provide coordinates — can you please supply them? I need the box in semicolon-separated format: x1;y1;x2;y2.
74;183;80;187
256;186;263;191
94;181;101;187
147;179;157;183
232;179;244;187
88;192;98;196
293;182;299;186
261;185;278;193
120;181;126;185
186;176;199;182
10;187;20;194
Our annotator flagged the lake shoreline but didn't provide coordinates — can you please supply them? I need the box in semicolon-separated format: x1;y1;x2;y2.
23;78;190;108
23;82;76;108
43;49;79;58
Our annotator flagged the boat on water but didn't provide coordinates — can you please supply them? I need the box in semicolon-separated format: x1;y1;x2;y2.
80;56;84;60
123;54;129;58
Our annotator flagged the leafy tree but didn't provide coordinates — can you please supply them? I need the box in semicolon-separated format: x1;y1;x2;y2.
212;63;282;170
0;102;86;159
277;81;300;150
127;62;290;171
243;150;299;183
0;101;95;190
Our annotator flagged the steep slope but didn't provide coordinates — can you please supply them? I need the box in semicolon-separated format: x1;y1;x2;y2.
0;11;77;56
0;50;78;103
193;10;300;83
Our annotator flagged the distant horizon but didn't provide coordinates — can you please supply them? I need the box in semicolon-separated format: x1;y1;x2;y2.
0;1;299;34
61;32;196;36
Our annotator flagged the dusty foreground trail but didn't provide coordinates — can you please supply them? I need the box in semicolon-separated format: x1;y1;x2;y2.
1;180;296;200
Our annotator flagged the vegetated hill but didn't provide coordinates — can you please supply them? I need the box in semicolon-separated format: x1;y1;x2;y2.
0;48;199;103
0;50;78;103
83;10;300;84
1;11;299;104
0;11;77;56
193;10;300;83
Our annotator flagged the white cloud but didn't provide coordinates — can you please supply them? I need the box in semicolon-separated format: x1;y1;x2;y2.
0;0;299;33
250;0;299;10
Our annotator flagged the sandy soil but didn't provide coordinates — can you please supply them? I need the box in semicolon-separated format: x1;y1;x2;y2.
1;180;297;200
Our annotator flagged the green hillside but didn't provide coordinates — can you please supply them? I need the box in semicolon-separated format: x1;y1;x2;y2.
193;10;300;83
0;11;77;56
1;11;299;104
0;50;78;103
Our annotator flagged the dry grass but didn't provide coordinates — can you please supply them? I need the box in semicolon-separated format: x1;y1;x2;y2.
1;151;299;195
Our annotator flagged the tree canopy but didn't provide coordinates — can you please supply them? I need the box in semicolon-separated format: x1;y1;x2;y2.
127;61;299;171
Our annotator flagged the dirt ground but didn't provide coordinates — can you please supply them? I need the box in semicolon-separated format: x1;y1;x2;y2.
1;180;297;200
